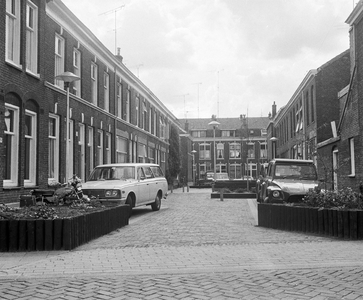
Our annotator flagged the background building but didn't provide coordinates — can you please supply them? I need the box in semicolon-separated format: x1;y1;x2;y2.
179;115;270;182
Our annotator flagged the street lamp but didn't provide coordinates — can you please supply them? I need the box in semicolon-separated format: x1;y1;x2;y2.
208;120;220;180
270;137;278;159
55;71;80;182
191;149;197;184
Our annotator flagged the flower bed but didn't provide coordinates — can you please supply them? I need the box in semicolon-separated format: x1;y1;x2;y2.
0;204;130;251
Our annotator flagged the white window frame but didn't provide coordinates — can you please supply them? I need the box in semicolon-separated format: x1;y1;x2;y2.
105;132;111;164
199;143;211;160
24;110;37;187
97;129;103;166
87;126;94;175
48;114;60;183
91;62;98;105
229;142;241;159
136;96;140;127
104;72;110;112
117;81;122;118
54;34;65;88
349;138;355;177
78;123;86;180
26;0;38;75
116;136;128;163
4;104;20;187
73;48;81;97
6;0;21;66
126;88;130;123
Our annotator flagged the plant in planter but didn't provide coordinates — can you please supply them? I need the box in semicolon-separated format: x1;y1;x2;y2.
302;185;363;210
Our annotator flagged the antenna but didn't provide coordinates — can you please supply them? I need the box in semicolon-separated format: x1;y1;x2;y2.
192;82;202;119
129;63;143;78
99;5;125;54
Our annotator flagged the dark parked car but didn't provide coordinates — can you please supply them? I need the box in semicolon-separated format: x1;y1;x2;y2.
256;159;319;203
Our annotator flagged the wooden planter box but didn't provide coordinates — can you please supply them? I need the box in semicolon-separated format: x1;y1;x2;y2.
257;203;363;240
211;192;256;199
0;205;130;252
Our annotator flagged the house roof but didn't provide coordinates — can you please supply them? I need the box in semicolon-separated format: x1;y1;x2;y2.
178;117;270;131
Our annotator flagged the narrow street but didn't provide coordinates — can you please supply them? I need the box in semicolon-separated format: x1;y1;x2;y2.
1;189;363;299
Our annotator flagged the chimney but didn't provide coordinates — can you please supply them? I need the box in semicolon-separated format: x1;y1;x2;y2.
272;101;277;118
115;47;123;63
185;121;189;132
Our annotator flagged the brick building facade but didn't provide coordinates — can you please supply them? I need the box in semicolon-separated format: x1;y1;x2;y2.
1;0;183;203
317;1;363;191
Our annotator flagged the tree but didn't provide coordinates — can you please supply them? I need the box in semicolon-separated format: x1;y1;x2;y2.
166;124;181;185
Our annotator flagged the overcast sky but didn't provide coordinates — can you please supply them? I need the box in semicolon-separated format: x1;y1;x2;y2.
61;0;355;120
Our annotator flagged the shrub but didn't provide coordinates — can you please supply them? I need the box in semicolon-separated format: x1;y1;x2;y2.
302;184;363;210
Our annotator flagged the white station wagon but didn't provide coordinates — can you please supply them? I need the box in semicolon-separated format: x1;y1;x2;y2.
82;163;168;211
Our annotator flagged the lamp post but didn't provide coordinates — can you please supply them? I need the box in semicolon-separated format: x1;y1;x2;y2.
270;137;278;159
191;149;197;184
208;120;220;180
55;71;80;182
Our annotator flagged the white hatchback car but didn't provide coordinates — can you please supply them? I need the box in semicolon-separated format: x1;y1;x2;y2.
82;163;168;211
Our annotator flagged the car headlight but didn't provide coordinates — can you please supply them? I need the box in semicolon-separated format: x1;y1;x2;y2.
272;190;280;198
105;190;120;197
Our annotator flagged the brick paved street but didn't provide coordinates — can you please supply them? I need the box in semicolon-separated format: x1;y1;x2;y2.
1;189;363;299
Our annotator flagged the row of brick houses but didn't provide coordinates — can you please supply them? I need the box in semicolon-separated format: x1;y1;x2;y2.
267;1;363;192
1;0;184;202
179;116;270;182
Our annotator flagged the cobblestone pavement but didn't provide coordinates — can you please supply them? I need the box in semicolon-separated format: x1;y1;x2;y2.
1;189;363;299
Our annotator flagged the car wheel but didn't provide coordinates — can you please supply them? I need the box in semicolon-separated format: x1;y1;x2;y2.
151;193;161;211
126;194;133;216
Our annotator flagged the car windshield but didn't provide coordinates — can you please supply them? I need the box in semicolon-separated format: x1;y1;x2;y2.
88;166;136;181
274;164;317;180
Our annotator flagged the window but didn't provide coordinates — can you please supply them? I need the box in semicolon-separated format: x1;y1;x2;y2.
137;144;147;163
136;96;140;127
6;0;21;66
261;129;267;137
149;107;152;133
24;110;37;186
73;49;81;97
78;123;86;180
91;62;98;105
105;132;111;164
217;142;224;159
229;143;241;159
87;127;94;175
148;147;155;163
126;87;130;122
4;104;19;187
117;81;122;118
349;138;355;176
247;143;255;159
97;130;103;166
104;72;110;111
311;86;315;122
48;115;60;183
143;101;147;130
260;142;267;159
116;136;127;163
192;131;206;138
55;35;65;88
229;164;242;179
153;111;157;135
160;151;166;172
199;143;211;160
26;1;38;74
160;117;166;139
